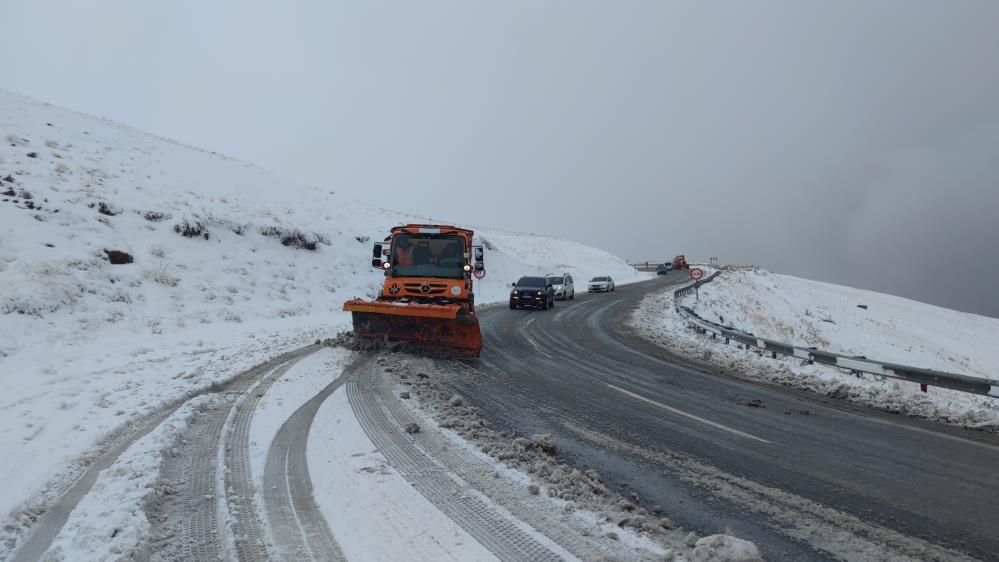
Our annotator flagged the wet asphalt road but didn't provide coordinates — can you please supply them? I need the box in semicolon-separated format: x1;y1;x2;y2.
444;272;999;561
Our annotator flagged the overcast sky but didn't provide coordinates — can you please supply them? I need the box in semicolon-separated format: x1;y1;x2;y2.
5;1;998;316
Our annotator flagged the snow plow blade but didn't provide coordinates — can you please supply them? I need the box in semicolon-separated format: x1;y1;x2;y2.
343;299;482;358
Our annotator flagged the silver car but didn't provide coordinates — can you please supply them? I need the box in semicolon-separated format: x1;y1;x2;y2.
546;273;575;300
587;276;615;293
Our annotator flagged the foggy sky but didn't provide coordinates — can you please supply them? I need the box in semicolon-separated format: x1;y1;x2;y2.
5;1;998;316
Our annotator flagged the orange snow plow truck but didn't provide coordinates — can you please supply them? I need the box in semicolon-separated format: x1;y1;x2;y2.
343;224;485;357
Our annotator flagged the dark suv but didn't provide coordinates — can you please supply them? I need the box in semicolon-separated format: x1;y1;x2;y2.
509;276;555;310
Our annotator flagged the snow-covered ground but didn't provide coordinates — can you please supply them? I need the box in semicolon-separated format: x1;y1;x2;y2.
308;387;503;562
689;267;999;379
0;89;647;548
632;267;999;429
43;394;217;561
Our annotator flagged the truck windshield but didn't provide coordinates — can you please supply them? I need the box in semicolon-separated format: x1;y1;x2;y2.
390;234;465;279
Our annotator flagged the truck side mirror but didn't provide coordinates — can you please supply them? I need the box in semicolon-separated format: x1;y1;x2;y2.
510;282;516;287
371;243;383;268
473;246;484;272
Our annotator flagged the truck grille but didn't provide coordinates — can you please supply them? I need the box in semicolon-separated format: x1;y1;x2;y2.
403;282;448;295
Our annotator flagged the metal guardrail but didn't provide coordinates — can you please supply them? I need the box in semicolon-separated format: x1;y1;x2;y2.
674;271;999;398
629;261;667;272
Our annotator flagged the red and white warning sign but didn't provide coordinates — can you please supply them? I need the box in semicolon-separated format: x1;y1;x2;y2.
689;267;704;281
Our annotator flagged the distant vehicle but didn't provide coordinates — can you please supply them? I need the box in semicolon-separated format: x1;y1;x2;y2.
546;273;575;300
510;276;555;310
673;255;689;269
656;263;670;275
588;276;615;292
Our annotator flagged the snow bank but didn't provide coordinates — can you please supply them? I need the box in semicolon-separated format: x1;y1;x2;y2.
688;267;999;380
632;267;999;429
0;89;643;545
691;534;762;562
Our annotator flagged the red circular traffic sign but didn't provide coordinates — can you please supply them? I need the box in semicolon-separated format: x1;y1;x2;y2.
689;267;704;280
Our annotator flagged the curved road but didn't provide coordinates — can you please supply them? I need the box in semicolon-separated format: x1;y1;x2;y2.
444;272;999;561
11;272;998;561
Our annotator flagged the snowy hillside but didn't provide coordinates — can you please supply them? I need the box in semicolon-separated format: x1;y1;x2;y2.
0;90;644;527
689;268;999;381
632;267;999;429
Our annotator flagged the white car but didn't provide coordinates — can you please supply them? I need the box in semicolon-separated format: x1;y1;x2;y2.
588;276;615;292
546;273;575;300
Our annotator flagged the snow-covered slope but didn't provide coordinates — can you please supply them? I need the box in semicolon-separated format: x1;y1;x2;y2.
0;90;645;526
689;268;999;380
632;267;999;429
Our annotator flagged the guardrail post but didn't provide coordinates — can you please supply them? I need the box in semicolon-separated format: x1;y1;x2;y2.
771;351;777;359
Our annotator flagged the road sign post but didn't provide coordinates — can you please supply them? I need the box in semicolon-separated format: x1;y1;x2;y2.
689;267;704;300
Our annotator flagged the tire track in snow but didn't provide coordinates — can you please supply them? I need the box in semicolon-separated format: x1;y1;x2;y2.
262;367;348;561
346;355;568;562
223;358;303;560
144;344;320;562
9;344;321;562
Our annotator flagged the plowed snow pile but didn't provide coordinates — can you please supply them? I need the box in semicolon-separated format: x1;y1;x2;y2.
633;267;999;429
0;89;644;548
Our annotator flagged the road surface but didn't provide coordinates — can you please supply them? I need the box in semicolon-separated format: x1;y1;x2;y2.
443;271;999;561
12;271;997;561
